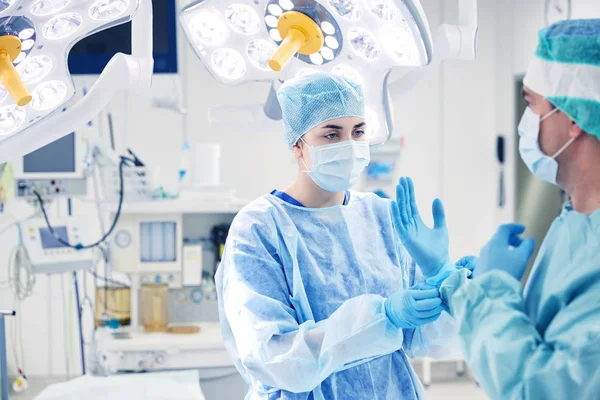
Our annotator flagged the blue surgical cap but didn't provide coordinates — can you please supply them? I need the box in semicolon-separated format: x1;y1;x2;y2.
523;19;600;141
276;73;365;149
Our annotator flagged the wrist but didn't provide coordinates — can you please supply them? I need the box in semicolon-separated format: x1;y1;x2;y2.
425;261;458;287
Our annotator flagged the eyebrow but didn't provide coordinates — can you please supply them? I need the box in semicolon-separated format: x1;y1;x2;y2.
354;122;366;129
322;124;343;130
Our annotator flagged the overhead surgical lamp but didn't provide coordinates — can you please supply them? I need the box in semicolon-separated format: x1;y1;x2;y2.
179;0;478;145
0;0;154;163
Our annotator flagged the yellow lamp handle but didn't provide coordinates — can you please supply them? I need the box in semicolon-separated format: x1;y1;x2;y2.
0;50;31;107
268;28;307;72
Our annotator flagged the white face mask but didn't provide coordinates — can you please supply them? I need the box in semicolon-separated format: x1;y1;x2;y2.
518;107;575;185
301;139;371;193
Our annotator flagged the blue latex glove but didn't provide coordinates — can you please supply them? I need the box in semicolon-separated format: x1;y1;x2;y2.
456;256;478;274
474;224;536;280
384;288;445;329
392;177;450;277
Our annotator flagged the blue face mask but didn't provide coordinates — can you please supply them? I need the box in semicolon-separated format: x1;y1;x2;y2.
518;107;575;185
301;139;371;193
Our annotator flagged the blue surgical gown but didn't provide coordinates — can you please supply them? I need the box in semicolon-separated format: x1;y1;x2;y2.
216;191;460;400
440;203;600;399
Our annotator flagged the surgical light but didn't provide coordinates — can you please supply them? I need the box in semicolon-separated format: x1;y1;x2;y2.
179;0;478;144
0;0;154;162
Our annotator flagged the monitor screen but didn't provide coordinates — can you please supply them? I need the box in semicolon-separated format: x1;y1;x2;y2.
68;0;178;74
39;227;69;249
23;132;75;173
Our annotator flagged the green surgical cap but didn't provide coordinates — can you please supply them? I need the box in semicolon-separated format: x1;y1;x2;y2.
523;19;600;140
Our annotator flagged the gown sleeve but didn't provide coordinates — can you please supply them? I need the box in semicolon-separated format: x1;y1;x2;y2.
439;268;600;399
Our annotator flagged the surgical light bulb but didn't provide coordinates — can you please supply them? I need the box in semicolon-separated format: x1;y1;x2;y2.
310;53;323;65
0;105;25;136
279;0;293;11
382;24;418;65
321;47;334;61
348;28;381;61
247;39;277;71
21;39;34;50
328;0;360;21
30;0;70;17
367;0;397;20
43;12;83;40
18;29;35;40
225;4;260;35
325;36;339;49
31;80;67;111
321;21;335;35
269;28;281;41
265;15;278;28
268;4;282;16
331;64;362;85
89;0;129;21
17;55;53;84
211;48;246;80
189;11;227;47
0;0;14;13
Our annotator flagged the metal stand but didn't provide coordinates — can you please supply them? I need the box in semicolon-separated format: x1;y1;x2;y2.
0;310;16;400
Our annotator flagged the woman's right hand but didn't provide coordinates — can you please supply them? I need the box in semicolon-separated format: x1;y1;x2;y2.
384;288;445;329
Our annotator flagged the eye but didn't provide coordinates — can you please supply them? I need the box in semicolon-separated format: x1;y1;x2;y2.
353;130;366;137
325;132;339;140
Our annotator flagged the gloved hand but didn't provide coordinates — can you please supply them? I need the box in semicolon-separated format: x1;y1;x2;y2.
392;177;450;277
456;256;478;274
474;224;536;280
384;288;445;329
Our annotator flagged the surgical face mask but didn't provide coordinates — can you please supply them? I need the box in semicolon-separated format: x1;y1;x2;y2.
301;139;371;192
518;107;575;185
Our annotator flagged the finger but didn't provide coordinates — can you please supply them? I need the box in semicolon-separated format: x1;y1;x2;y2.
407;289;439;300
415;305;445;319
407;177;420;219
401;177;412;220
456;256;477;272
495;224;526;244
395;184;410;229
417;312;443;325
414;297;443;311
508;234;523;248
432;198;447;230
391;202;408;238
517;238;536;259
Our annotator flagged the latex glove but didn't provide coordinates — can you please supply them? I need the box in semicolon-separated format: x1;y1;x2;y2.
456;256;478;274
384;288;445;329
474;224;536;280
392;177;450;277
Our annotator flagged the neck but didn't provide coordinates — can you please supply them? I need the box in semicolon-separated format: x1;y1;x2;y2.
560;139;600;215
284;172;345;208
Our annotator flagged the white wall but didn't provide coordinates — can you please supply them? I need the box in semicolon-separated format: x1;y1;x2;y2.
4;0;596;378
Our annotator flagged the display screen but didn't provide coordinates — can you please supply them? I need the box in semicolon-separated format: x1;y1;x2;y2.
40;227;69;249
23;133;75;173
68;0;177;74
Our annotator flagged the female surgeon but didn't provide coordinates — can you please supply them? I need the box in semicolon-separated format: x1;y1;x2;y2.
216;73;464;400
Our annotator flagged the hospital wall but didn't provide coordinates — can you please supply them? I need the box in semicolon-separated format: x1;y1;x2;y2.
1;0;599;378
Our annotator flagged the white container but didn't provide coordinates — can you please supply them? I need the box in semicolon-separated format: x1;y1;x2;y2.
192;144;221;186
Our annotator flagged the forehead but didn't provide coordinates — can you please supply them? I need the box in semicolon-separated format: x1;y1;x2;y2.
316;116;366;128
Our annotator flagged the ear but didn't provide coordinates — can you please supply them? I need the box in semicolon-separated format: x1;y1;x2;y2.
291;141;304;160
569;120;585;139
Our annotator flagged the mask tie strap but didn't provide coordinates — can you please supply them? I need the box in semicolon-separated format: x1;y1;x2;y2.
552;137;576;159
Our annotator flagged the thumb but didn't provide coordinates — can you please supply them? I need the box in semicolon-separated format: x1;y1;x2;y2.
432;198;446;229
517;238;536;261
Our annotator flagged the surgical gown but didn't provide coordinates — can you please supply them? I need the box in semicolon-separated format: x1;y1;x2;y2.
440;203;600;399
216;191;460;400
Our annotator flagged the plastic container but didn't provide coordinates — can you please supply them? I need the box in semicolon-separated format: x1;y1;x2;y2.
141;283;169;333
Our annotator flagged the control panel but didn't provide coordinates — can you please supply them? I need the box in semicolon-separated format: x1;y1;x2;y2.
16;178;88;198
140;272;182;289
21;217;95;274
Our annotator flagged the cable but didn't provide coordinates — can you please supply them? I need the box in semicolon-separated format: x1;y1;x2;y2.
32;156;133;250
8;224;35;301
